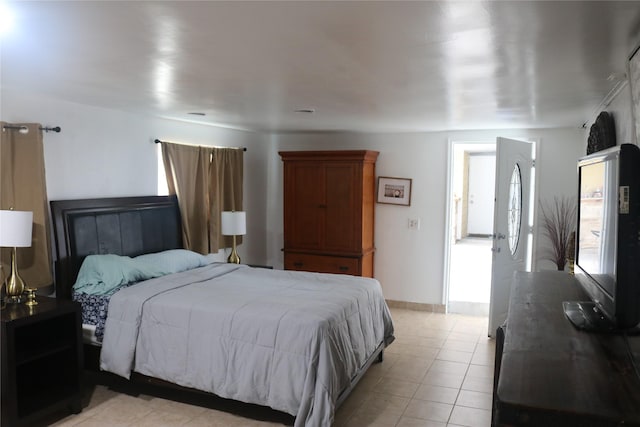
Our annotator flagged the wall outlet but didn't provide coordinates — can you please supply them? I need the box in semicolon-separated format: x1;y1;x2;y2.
408;218;420;230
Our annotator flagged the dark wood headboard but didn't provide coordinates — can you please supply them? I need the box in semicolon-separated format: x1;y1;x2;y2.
50;195;183;300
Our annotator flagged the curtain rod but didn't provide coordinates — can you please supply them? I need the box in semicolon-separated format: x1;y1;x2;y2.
154;138;246;151
2;125;61;133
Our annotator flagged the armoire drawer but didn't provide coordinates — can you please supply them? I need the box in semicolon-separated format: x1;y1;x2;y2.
284;253;360;275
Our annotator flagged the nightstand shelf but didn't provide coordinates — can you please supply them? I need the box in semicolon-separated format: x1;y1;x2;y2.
16;342;75;366
1;297;83;427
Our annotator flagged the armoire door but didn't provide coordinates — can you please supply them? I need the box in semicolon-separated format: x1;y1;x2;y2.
284;162;325;250
324;162;360;252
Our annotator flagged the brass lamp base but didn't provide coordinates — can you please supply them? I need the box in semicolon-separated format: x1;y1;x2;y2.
5;247;25;304
24;288;38;306
227;235;241;264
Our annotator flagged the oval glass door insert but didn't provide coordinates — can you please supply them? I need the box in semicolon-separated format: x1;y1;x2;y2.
508;163;522;256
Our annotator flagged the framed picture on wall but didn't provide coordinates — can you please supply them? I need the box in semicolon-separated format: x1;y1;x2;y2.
629;44;640;144
377;176;412;206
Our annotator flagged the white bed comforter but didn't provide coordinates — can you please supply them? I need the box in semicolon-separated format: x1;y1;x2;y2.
100;263;394;426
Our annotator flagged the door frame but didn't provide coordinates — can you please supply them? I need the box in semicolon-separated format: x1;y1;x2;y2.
443;138;541;312
443;140;496;311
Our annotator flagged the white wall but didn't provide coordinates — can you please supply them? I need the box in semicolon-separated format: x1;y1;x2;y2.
269;128;586;305
1;90;271;264
600;83;636;146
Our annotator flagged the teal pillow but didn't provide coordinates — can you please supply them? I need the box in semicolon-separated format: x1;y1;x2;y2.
72;250;210;296
73;254;155;296
134;249;209;276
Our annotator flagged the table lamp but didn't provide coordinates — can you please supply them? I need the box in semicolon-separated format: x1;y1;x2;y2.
221;211;246;264
0;210;33;303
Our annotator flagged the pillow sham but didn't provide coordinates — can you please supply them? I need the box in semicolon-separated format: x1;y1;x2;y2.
73;254;155;296
134;249;209;276
73;250;210;296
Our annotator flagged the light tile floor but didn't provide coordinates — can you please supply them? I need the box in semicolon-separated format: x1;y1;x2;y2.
45;308;494;427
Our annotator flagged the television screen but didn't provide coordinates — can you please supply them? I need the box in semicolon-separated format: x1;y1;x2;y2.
576;160;617;297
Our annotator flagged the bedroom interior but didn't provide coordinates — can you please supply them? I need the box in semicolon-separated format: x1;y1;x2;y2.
2;1;640;426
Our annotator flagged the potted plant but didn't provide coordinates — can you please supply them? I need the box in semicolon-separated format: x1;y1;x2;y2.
539;196;577;271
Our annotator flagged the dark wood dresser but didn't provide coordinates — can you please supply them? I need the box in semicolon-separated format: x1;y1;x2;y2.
493;271;640;426
280;150;379;277
1;297;83;427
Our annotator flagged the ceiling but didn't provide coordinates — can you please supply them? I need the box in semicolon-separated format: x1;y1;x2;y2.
2;1;640;133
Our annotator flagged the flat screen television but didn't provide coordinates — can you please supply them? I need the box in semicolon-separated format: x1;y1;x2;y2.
564;143;640;331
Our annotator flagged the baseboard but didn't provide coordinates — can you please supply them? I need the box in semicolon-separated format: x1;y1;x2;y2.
386;299;446;313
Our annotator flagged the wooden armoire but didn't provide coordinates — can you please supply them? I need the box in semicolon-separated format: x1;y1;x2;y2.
279;150;379;277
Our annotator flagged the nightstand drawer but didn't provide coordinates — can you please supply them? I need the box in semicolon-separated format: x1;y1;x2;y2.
285;253;360;275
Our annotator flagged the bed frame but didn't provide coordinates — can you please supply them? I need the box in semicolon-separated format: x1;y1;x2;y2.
50;195;385;421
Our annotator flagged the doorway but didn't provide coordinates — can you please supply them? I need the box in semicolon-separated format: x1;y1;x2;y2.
446;142;496;316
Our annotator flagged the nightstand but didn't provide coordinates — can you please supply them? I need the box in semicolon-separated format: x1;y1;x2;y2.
1;297;83;427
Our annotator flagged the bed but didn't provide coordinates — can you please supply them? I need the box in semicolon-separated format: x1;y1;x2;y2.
50;195;395;426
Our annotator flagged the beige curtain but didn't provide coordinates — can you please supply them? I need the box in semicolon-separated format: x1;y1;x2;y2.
161;142;243;254
0;122;53;289
161;142;211;254
210;148;244;250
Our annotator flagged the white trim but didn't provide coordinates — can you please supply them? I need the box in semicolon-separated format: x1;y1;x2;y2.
528;137;541;272
443;138;454;309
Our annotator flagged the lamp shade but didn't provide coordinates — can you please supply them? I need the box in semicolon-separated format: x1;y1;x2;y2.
221;211;246;236
0;210;33;247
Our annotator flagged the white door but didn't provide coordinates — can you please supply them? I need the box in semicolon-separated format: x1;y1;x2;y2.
467;154;496;235
488;137;534;337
